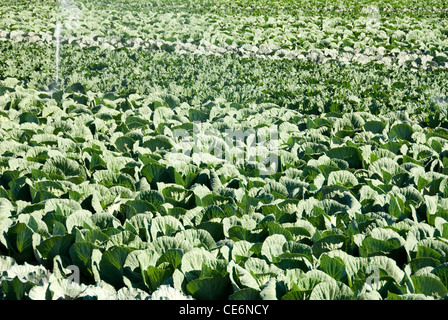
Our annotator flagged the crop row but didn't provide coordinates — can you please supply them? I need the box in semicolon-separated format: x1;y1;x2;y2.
1;78;448;299
1;1;448;53
1;0;448;301
1;41;447;120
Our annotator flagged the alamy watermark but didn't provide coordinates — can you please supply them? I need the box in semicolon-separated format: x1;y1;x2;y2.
66;264;80;287
365;265;380;290
170;121;280;175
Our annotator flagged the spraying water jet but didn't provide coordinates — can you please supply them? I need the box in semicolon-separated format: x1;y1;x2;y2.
54;21;62;86
52;0;81;91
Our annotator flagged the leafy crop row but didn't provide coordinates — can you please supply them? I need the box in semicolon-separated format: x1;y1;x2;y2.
1;77;448;299
1;0;448;300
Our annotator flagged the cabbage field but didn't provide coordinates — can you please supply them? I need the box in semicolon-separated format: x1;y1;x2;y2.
1;0;448;301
